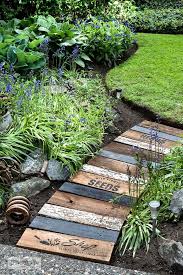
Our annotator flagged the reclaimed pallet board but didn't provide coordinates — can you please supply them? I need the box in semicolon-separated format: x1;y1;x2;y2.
30;216;119;243
115;136;170;154
17;228;114;263
121;129;175;149
48;191;130;219
131;125;182;142
104;142;164;160
70;170;143;196
99;149;156;168
39;203;123;231
88;156;148;176
60;182;136;206
140;120;183;137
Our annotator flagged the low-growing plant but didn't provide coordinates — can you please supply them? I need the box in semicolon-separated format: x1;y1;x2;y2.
79;17;134;66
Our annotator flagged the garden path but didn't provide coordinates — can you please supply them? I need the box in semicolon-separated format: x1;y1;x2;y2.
17;120;183;263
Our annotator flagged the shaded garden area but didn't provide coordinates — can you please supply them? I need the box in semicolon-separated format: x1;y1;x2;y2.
0;0;183;274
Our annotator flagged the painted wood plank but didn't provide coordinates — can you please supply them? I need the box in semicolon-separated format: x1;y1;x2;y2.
99;149;156;168
121;130;175;150
39;203;123;231
48;191;130;219
60;182;136;206
17;228;114;263
140;120;183;137
115;136;170;154
81;164;130;182
30;215;119;243
131;125;182;142
88;156;148;176
104;142;164;161
70;171;143;197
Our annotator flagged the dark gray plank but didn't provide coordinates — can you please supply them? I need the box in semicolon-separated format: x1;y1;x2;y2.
30;215;119;243
99;150;157;168
59;182;136;206
132;125;182;142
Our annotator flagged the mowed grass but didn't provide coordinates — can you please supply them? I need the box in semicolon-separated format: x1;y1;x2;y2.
106;33;183;124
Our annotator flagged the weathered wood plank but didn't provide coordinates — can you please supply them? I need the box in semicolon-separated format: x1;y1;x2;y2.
99;149;156;168
39;203;123;231
70;171;143;197
140;120;183;137
48;191;130;219
88;156;148;176
121;130;175;150
60;182;136;206
131;125;182;142
115;136;170;154
81;164;129;182
30;216;119;242
104;142;164;161
17;228;114;263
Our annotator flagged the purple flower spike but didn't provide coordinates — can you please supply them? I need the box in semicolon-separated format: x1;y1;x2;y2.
5;83;12;93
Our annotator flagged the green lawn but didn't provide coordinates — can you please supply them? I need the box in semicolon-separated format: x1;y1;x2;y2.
106;33;183;124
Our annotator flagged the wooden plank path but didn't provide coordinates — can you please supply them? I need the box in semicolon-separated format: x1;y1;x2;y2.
17;120;183;263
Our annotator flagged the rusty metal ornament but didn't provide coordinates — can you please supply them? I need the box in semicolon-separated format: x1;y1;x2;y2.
6;196;30;225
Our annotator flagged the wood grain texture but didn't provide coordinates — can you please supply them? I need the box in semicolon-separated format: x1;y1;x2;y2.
39;203;123;231
30;215;119;242
17;228;114;263
140;120;183;137
70;171;143;197
115;136;170;154
60;182;136;206
121;130;176;149
48;191;130;219
99;149;156;168
81;164;129;181
131;125;182;142
103;142;164;161
88;156;148;176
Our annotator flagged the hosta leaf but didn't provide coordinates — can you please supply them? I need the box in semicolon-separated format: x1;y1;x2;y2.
75;59;85;68
80;53;91;61
7;46;17;65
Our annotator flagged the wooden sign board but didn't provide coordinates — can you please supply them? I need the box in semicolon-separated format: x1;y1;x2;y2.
17;228;114;263
70;171;142;197
39;203;123;231
140;120;183;138
48;191;130;219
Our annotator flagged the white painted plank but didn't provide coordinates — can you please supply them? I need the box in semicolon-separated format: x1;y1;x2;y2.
81;164;129;182
115;136;170;154
39;204;123;231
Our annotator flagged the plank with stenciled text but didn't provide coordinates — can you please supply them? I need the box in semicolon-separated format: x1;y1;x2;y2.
17;228;114;262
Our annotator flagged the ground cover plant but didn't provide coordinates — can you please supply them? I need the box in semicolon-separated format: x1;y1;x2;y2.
106;33;183;125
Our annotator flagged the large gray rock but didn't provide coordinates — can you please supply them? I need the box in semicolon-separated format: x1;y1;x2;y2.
169;189;183;215
158;239;183;270
11;177;50;198
46;159;70;181
21;148;46;175
0;111;12;132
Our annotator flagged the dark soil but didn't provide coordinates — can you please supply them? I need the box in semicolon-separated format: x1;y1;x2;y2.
112;221;183;275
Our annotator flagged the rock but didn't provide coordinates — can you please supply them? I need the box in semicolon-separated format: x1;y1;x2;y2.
169;189;183;215
11;177;50;198
106;125;121;135
0;111;12;132
46;160;70;181
158;239;183;270
21;148;46;175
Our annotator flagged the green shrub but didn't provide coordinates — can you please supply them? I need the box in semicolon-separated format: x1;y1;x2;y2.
107;0;137;22
132;7;183;33
79;17;134;66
